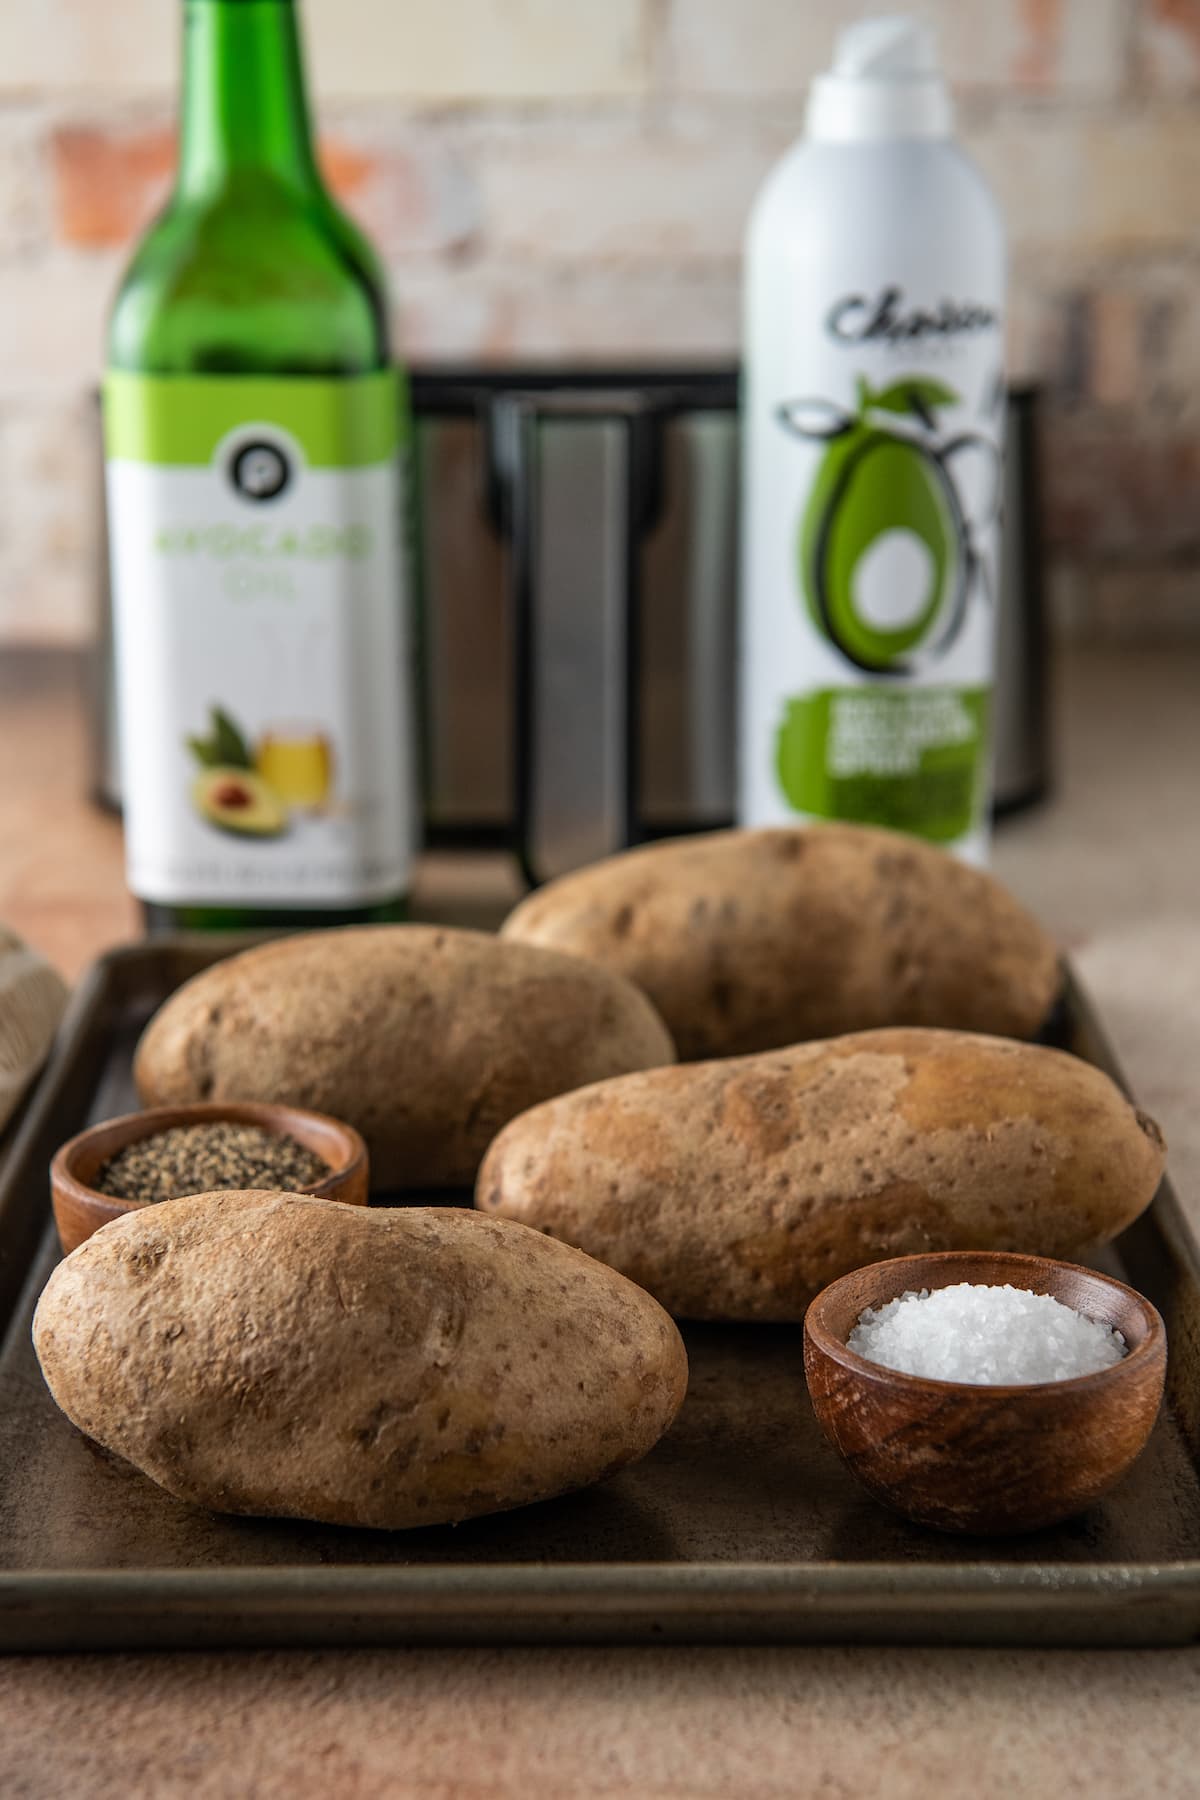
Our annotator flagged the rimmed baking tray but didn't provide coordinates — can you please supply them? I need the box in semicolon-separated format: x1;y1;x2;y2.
2;939;1198;1651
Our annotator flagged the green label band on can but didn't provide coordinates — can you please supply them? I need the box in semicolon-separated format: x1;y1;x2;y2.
776;686;990;844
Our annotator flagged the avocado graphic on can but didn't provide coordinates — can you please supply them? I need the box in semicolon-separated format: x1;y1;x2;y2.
778;374;998;676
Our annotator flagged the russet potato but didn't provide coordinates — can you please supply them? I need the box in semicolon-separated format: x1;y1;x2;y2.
133;925;676;1188
477;1029;1166;1321
33;1192;689;1529
501;824;1061;1059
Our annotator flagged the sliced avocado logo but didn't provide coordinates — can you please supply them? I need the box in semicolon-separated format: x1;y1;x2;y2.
777;375;1000;676
186;705;289;839
192;766;288;838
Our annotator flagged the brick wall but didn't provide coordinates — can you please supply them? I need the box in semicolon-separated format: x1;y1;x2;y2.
0;0;1198;644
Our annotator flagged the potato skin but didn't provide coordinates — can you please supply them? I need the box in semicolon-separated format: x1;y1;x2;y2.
500;825;1061;1059
32;1192;688;1529
133;925;675;1187
477;1029;1167;1322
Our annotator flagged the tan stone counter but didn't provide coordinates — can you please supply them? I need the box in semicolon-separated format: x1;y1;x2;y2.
2;646;1198;1798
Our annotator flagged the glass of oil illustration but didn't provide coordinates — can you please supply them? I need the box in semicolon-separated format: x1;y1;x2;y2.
256;726;335;813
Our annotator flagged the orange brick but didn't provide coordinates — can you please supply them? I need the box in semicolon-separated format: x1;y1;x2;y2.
1012;0;1063;87
50;124;419;252
318;139;374;202
1138;0;1200;90
52;126;175;249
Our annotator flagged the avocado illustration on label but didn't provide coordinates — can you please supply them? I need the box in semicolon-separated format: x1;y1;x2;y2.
778;375;999;675
186;705;288;838
192;766;288;838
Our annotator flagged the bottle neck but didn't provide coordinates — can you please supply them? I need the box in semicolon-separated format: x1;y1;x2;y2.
177;0;322;196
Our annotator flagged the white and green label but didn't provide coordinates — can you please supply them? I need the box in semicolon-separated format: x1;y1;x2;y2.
743;242;1006;867
776;685;990;843
747;362;1003;862
104;370;415;907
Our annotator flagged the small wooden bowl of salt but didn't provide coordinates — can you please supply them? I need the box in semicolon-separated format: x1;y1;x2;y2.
804;1250;1166;1535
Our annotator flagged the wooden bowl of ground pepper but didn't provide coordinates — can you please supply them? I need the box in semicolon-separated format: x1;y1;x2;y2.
50;1102;369;1254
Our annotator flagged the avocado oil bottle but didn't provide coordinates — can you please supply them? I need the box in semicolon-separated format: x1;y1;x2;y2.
740;16;1006;864
105;0;415;930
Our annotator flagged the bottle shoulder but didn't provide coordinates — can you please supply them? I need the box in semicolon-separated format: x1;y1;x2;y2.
108;177;391;376
747;136;1004;264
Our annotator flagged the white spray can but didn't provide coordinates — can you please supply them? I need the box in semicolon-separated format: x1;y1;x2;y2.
739;16;1007;864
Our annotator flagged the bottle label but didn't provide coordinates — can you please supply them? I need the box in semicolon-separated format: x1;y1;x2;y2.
742;282;1005;863
104;370;414;906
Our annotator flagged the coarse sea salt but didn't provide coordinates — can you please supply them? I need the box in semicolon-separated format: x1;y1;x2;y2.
847;1283;1128;1385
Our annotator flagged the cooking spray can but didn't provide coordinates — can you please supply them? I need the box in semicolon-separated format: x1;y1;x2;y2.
740;15;1007;863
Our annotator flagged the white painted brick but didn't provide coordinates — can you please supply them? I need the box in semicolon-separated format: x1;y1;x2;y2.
661;0;848;100
0;563;91;644
0;400;98;644
0;108;51;256
0;252;119;396
394;262;739;359
662;0;1128;98
476;128;786;264
1037;0;1133;97
966;109;1200;254
1138;0;1200;93
0;0;650;102
321;116;482;258
0;2;174;93
472;105;1200;272
309;0;650;102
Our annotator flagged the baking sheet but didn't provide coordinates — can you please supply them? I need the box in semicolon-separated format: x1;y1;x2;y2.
1;939;1198;1649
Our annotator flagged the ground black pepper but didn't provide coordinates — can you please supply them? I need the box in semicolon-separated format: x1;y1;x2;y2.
96;1121;327;1203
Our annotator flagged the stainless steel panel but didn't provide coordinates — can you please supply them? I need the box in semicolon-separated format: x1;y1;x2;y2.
639;411;739;826
521;408;631;880
418;416;511;830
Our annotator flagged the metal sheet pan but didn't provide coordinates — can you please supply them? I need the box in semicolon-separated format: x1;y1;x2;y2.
2;939;1198;1650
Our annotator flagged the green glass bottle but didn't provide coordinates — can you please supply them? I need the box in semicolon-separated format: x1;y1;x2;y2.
105;0;415;932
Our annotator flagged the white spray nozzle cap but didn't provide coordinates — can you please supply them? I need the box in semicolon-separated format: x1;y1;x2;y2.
808;15;953;142
832;15;938;79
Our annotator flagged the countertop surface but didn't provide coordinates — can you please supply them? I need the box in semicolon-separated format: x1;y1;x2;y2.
2;646;1199;1797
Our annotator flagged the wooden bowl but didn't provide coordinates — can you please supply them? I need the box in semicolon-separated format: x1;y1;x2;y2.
51;1101;370;1255
804;1250;1166;1535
